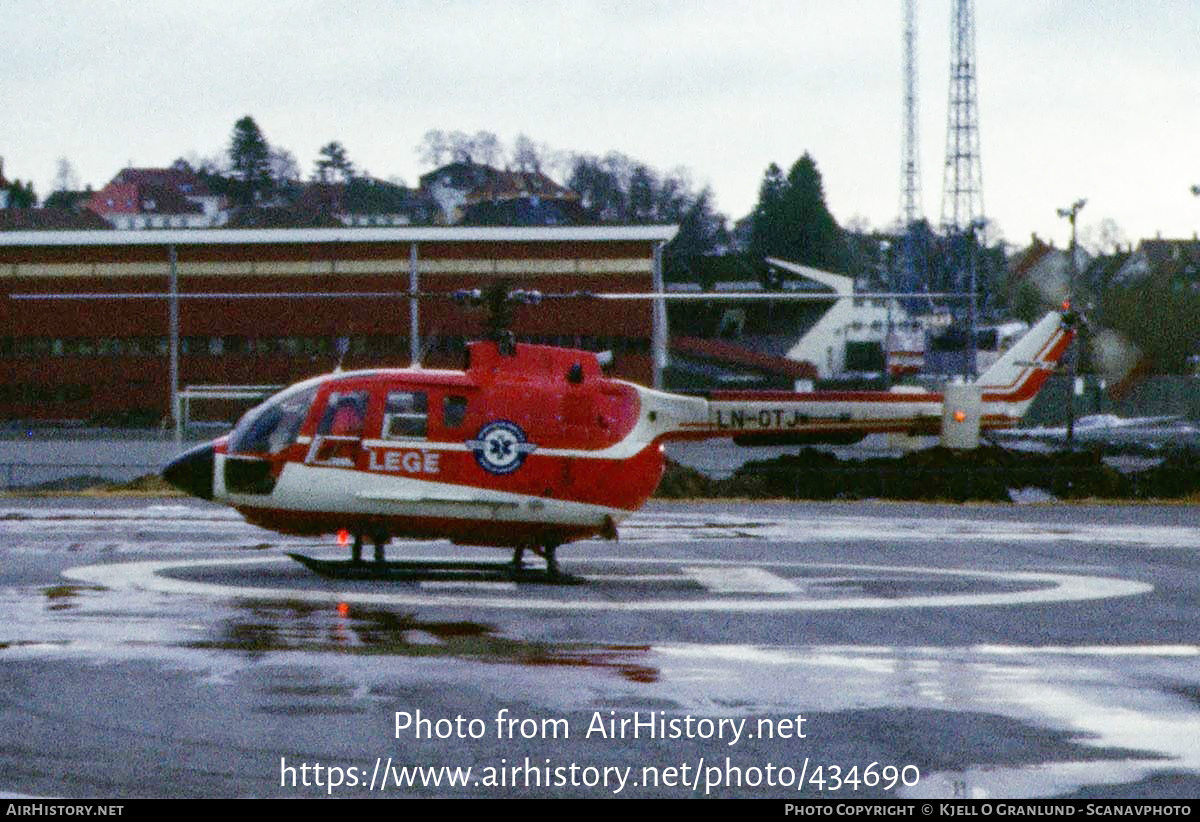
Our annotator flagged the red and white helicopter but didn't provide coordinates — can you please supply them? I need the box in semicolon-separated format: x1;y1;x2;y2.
162;292;1074;576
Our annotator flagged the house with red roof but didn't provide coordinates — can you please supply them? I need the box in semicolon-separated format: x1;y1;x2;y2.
86;167;229;229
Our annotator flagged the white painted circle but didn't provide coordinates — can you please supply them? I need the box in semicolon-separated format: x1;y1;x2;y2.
63;554;1152;613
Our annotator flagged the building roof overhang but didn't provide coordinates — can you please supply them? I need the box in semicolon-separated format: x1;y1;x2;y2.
0;225;678;249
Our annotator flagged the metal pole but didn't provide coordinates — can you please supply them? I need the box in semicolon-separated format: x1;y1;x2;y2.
957;230;971;381
968;219;983;379
651;242;667;389
168;244;181;445
1057;198;1085;447
880;239;893;380
1066;218;1077;446
409;242;420;367
969;245;977;379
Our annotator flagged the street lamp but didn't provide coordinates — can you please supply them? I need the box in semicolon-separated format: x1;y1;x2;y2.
878;239;893;379
967;217;987;380
1057;198;1086;446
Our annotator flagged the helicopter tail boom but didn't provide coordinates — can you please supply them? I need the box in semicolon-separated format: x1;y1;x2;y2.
659;311;1073;445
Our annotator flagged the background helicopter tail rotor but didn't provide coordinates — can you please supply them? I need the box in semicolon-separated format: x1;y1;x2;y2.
1021;263;1146;397
1073;310;1144;393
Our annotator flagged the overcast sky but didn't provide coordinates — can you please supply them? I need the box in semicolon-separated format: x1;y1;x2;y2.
3;1;1198;249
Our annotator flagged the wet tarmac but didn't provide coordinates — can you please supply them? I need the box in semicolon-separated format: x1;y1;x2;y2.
1;497;1198;798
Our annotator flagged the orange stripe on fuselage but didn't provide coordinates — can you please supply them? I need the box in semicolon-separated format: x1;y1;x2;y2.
981;330;1072;403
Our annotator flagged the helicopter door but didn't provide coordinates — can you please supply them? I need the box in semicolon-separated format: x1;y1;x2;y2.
560;390;594;438
307;390;369;467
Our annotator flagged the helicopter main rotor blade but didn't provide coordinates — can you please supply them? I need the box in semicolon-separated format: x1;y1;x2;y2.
8;290;458;300
575;291;975;301
11;289;975;302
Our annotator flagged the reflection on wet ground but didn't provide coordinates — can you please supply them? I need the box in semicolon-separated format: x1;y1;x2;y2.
194;599;658;684
7;577;662;684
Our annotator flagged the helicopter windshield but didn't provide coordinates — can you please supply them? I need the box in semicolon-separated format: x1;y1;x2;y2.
228;383;319;455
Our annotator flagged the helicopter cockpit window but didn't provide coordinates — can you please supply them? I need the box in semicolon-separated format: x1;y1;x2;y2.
382;391;427;439
229;385;319;455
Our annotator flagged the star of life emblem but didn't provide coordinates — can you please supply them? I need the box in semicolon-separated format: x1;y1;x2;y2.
467;420;538;475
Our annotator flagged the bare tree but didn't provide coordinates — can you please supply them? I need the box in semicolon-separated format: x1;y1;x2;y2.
177;151;227;175
508;133;542;171
270;147;302;185
417;129;450;168
843;215;872;235
52;157;80;192
540;146;572;182
419;129;504;168
472;131;503;166
1080;218;1128;256
447;131;475;163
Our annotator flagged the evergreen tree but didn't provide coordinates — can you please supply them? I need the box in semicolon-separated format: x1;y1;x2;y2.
228;116;272;205
313;141;355;183
781;153;846;270
750;162;787;261
567;155;625;220
345;177;413;213
4;179;37;208
627;165;657;222
664;186;727;279
750;153;848;273
567;151;727;279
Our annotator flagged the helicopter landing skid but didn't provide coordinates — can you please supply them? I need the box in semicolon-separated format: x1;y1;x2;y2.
286;553;585;585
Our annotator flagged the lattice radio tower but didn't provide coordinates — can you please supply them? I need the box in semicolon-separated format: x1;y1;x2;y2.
899;0;921;227
894;0;929;303
940;0;984;233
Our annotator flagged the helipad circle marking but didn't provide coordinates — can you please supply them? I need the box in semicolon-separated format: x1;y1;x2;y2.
62;555;1152;613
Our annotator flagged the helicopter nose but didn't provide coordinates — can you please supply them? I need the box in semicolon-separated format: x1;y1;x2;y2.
162;441;215;500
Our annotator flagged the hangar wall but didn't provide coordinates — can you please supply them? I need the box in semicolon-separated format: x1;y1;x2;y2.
0;227;675;424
